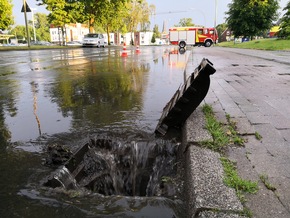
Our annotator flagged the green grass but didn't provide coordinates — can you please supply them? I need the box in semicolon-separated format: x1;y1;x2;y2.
0;45;81;51
259;174;276;191
221;157;259;194
218;38;290;51
202;104;258;195
202;104;258;217
255;132;262;140
221;156;258;218
201;104;244;152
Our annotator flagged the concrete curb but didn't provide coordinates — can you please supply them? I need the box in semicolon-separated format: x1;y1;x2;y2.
180;107;245;217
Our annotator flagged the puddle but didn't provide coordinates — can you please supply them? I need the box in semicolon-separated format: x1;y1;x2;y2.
0;47;188;217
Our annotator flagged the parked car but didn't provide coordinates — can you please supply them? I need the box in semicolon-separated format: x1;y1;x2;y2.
66;41;82;46
32;41;51;46
82;33;105;48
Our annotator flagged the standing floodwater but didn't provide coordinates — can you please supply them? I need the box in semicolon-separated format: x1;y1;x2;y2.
0;46;190;217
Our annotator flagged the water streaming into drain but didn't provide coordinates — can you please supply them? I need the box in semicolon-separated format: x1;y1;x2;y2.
43;137;179;198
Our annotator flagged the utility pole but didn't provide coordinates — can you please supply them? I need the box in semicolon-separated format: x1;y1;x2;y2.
22;0;31;47
32;8;37;42
214;0;218;45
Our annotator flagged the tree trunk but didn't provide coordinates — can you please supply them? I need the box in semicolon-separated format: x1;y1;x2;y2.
89;17;94;33
106;25;110;45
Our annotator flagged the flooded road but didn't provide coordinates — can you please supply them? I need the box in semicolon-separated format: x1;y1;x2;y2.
0;46;191;217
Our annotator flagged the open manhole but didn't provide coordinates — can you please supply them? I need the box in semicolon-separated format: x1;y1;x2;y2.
43;137;179;198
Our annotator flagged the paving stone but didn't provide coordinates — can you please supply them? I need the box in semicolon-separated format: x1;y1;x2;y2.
244;111;270;124
183;48;290;218
280;129;290;142
231;117;256;135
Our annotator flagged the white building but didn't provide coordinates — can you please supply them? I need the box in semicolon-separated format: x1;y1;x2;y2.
116;32;154;46
50;23;89;44
49;23;157;46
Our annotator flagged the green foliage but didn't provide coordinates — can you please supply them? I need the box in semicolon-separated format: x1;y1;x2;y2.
175;18;195;27
8;13;50;42
240;207;253;218
151;33;156;43
202;104;257;217
220;157;259;194
153;24;160;38
96;0;129;44
218;38;290;51
202;104;229;151
277;1;290;38
124;0;153;44
226;113;245;146
260;174;276;191
202;104;244;152
0;0;14;30
34;13;50;41
40;0;80;26
9;25;29;39
226;0;279;38
255;132;262;140
36;0;154;44
216;23;228;42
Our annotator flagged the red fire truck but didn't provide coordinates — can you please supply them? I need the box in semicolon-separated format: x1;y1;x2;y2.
169;26;218;48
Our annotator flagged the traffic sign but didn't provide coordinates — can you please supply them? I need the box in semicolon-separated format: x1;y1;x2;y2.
21;2;32;13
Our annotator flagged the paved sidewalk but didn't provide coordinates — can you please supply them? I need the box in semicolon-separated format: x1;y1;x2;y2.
186;47;290;218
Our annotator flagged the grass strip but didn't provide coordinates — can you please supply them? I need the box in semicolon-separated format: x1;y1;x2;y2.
217;38;290;51
202;104;259;217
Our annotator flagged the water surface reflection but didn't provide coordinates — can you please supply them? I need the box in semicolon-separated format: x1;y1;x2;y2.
1;47;188;143
0;46;190;217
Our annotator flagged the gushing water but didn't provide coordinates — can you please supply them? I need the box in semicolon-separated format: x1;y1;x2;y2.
44;137;178;198
53;166;79;189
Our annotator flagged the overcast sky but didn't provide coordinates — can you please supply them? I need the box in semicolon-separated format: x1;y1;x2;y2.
13;0;288;29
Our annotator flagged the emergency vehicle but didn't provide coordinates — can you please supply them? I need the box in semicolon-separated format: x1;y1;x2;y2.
169;27;218;48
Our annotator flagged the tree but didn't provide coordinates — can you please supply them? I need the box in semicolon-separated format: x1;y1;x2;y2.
277;1;290;38
37;0;81;26
37;0;155;44
0;0;14;30
151;33;156;43
153;24;160;38
93;0;129;45
175;18;195;27
9;25;29;40
36;0;86;44
37;0;129;35
124;0;153;45
216;23;228;42
34;13;50;41
226;0;279;39
9;13;50;42
139;1;153;31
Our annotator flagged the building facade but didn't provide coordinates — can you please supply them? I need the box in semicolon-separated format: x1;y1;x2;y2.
49;23;160;46
50;23;89;44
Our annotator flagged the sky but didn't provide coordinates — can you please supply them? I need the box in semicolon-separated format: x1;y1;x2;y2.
12;0;289;29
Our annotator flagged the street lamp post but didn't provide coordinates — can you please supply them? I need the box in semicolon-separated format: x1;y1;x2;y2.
31;8;37;42
23;0;31;47
214;0;217;45
214;0;217;29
